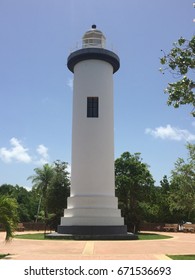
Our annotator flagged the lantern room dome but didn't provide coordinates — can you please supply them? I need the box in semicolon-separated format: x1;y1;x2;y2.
82;25;106;48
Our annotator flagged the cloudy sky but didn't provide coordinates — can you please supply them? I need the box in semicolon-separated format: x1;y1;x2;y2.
0;0;195;188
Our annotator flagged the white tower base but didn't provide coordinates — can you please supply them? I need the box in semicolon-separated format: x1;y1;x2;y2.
58;195;129;237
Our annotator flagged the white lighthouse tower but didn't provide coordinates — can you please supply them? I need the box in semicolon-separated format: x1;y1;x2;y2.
58;25;132;238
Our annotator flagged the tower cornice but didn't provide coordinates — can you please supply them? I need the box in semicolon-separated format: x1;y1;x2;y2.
67;48;120;73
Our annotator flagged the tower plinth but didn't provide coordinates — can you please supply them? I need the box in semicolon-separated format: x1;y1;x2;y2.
56;26;136;239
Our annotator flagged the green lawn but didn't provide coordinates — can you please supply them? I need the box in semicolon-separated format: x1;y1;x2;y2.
167;255;195;260
14;232;172;240
14;233;45;240
138;233;172;240
0;254;10;259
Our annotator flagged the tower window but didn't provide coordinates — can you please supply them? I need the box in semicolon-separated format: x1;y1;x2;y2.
87;97;99;118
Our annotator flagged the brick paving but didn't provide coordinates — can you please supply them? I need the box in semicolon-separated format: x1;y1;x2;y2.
0;231;195;260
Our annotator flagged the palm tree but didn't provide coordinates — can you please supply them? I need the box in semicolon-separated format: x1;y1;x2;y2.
0;196;18;241
28;164;55;221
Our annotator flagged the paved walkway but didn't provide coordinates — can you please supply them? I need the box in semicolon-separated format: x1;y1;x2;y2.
0;231;195;260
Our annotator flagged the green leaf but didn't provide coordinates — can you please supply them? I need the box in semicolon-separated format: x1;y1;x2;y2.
160;57;166;65
178;37;186;46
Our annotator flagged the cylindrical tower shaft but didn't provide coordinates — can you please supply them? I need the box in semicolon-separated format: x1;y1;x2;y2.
71;59;115;197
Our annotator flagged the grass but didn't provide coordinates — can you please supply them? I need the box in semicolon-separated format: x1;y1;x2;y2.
0;254;10;259
138;233;172;240
14;233;45;240
167;254;195;260
14;232;172;240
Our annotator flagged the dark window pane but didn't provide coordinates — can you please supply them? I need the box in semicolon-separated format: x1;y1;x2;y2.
87;107;93;117
87;97;98;118
94;107;98;117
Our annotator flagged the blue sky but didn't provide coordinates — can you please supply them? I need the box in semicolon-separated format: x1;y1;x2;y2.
0;0;195;188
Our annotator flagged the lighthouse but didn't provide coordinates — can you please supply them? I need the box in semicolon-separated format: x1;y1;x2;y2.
58;25;133;238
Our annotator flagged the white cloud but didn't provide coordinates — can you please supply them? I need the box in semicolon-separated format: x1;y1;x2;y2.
0;138;50;165
66;163;71;178
67;163;71;173
36;144;49;165
0;137;32;163
66;78;73;90
37;144;48;158
145;124;195;142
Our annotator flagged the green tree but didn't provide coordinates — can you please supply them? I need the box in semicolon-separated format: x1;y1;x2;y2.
0;196;18;241
159;175;171;219
28;164;55;220
169;143;195;222
154;176;173;223
115;152;155;232
0;184;15;196
160;36;195;116
0;184;39;222
47;160;70;230
12;185;32;222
